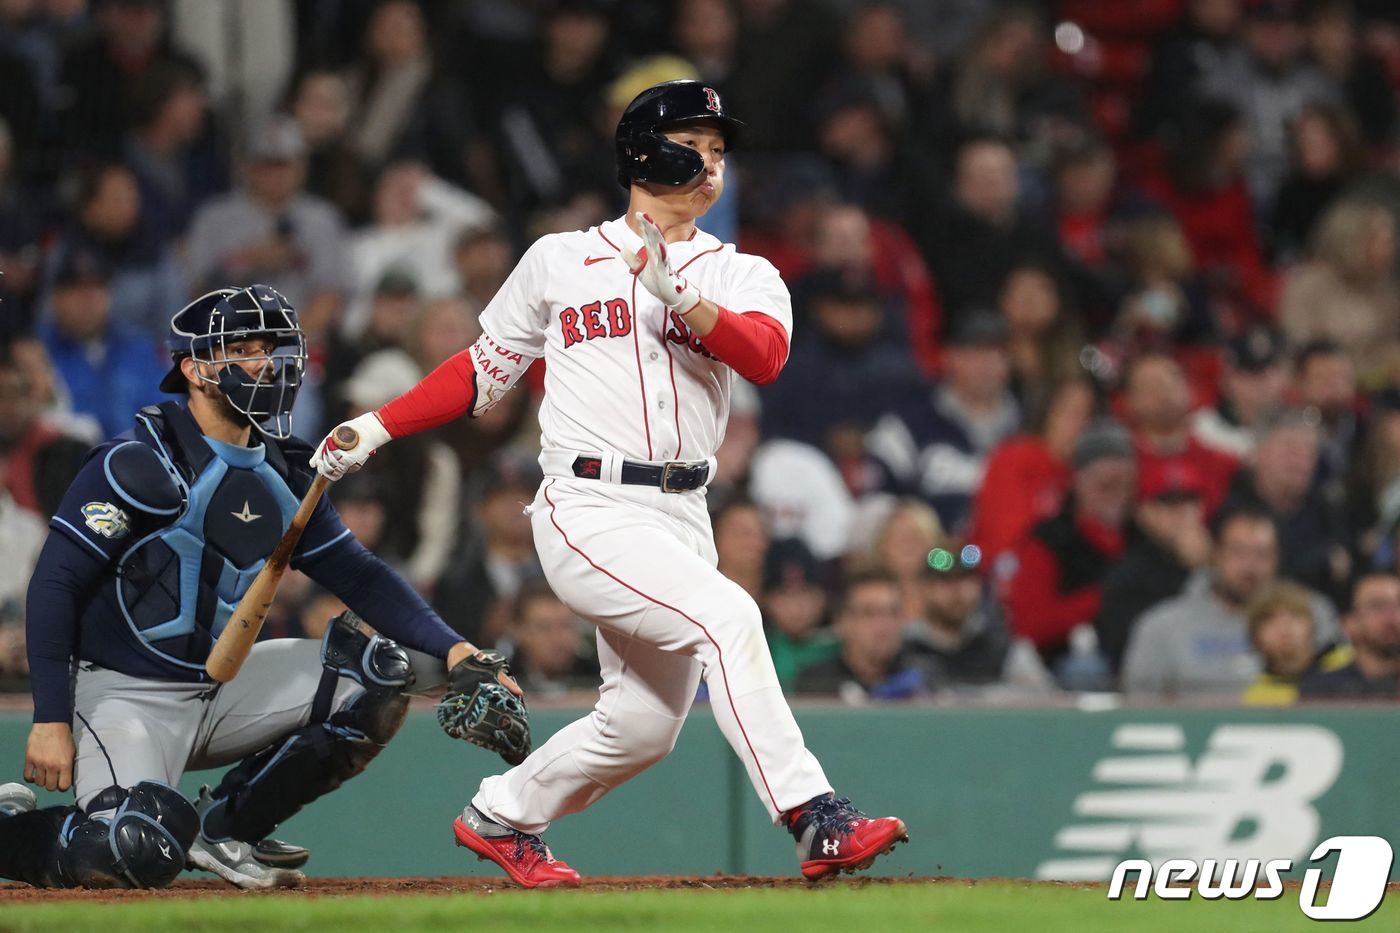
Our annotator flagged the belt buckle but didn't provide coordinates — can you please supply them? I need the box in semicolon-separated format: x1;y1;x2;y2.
660;461;690;494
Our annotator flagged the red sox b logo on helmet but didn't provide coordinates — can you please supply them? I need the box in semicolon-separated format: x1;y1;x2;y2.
704;87;721;113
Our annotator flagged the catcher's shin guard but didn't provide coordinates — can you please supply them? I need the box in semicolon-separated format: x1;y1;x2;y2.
201;613;411;843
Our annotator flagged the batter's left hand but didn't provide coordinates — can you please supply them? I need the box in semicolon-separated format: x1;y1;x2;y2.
621;212;702;314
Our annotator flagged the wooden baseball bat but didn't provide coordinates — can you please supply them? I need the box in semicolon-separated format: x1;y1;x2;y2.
205;424;360;683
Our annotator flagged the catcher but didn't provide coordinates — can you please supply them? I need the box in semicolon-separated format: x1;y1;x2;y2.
0;286;529;890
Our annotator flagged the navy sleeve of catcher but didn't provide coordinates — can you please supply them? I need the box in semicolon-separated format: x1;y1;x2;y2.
26;532;106;723
299;535;461;659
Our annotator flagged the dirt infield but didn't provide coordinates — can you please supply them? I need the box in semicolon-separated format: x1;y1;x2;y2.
0;875;941;902
5;875;1395;903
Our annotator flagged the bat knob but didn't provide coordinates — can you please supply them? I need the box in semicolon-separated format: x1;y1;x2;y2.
332;425;360;451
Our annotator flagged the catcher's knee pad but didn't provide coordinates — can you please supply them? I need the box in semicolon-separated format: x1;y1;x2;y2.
58;782;198;889
203;614;411;843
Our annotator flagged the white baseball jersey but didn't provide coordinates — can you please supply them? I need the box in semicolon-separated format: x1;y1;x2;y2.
479;215;793;462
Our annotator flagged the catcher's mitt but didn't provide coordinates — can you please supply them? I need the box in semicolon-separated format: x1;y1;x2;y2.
435;651;532;765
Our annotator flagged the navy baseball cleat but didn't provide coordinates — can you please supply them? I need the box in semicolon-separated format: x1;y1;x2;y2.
786;793;908;880
253;838;310;870
453;805;581;889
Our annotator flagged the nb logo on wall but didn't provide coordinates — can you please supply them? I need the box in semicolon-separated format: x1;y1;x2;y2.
1036;724;1348;881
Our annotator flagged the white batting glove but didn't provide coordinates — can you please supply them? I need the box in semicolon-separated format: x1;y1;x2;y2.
310;411;393;481
620;212;702;315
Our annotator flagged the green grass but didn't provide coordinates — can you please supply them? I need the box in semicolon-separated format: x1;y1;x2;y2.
2;882;1396;933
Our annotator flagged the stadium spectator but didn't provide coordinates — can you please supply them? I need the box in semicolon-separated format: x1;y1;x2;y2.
1299;571;1400;699
42;162;185;340
323;268;421;424
1110;214;1218;351
912;539;1052;691
969;375;1094;571
1295;339;1365;492
998;262;1085;413
1139;98;1274;318
1302;0;1397;148
343;0;479;190
923;135;1064;324
1199;0;1340;213
184;114;352;339
1136;0;1248;137
432;449;545;647
288;68;370;225
170;0;295;138
1096;467;1212;673
339;348;460;593
714;498;771;602
55;0;200;162
1279;200;1400;387
794;568;931;701
1191;324;1291;459
923;4;1088;159
1346;392;1400;565
36;245;169;439
0;347;89;517
343;161;494;338
500;579;600;698
121;56;225;248
673;0;739;90
0;454;46;629
1220;410;1349;602
0;118;46;334
868;310;1020;531
1242;580;1350;704
800;203;941;376
711;381;856;565
867;498;945;624
762;268;922;456
728;0;843;153
1270;102;1365;261
1122;505;1339;698
452;223;514;312
762;538;838;692
1004;419;1134;662
1122;352;1240;516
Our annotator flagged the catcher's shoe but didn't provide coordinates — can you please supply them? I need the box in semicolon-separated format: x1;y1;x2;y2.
253;838;310;870
786;793;908;880
0;782;37;818
453;805;581;889
188;786;306;889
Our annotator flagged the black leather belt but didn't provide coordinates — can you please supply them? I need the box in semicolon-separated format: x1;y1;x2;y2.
571;455;710;493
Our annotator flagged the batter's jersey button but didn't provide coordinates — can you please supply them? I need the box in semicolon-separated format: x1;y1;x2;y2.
658;399;667;409
649;352;659;360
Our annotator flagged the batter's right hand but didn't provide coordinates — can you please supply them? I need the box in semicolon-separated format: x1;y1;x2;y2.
310;412;392;480
25;721;75;792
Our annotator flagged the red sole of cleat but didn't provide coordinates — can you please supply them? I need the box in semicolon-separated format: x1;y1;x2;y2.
800;821;910;881
452;818;582;889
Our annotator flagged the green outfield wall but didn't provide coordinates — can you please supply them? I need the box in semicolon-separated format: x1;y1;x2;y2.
3;705;1397;880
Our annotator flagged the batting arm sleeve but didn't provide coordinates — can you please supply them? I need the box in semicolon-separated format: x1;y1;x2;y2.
375;331;535;437
300;535;463;658
700;308;790;385
26;532;105;723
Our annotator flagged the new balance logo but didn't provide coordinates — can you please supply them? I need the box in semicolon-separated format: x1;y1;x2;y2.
1037;725;1344;882
822;840;840;856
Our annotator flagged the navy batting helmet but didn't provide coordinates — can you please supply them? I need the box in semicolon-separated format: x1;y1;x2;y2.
615;80;746;190
160;285;307;439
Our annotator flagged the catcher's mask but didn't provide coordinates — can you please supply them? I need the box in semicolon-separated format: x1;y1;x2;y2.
161;285;307;439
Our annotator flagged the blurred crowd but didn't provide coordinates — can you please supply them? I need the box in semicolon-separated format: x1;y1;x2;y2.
2;0;1400;704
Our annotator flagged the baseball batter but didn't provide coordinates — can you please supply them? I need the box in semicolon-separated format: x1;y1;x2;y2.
313;80;908;887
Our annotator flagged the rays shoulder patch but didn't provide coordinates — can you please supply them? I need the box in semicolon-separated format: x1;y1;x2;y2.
82;501;131;538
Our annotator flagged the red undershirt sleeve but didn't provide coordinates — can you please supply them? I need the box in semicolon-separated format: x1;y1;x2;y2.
699;307;790;385
376;350;478;438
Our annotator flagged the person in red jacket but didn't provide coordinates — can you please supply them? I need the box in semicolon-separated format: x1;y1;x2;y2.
1122;350;1240;517
970;375;1095;571
1004;419;1135;661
